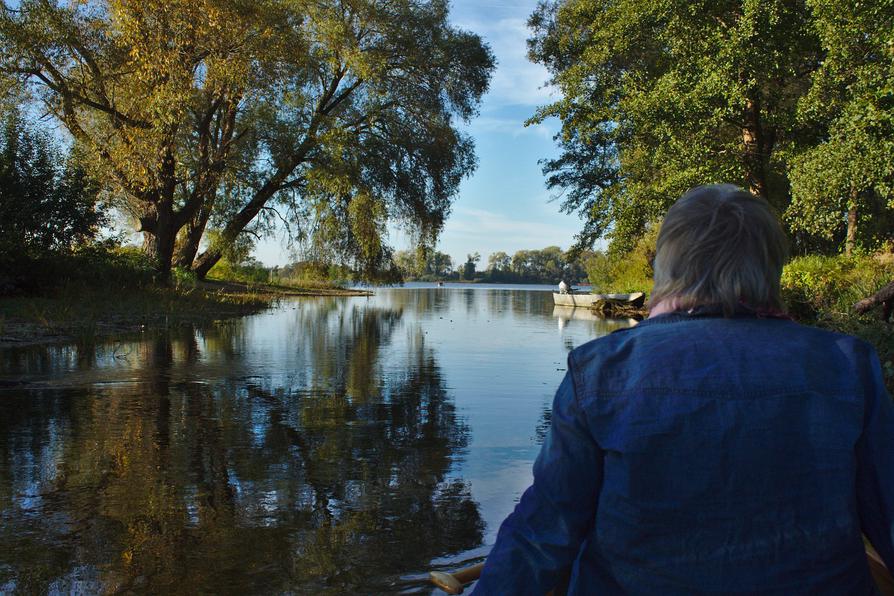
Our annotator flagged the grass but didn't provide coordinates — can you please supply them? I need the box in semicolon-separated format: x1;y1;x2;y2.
0;278;370;348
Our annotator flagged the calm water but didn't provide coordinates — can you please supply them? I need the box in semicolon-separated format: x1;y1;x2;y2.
0;286;634;594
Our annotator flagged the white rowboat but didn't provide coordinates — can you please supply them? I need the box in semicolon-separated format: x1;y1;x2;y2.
552;291;645;308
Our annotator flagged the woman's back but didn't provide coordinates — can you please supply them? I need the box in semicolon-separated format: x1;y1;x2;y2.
566;313;880;594
472;186;894;595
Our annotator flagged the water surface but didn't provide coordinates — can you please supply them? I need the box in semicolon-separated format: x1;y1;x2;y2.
0;286;633;594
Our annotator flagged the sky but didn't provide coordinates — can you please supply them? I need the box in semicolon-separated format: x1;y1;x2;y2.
254;0;585;268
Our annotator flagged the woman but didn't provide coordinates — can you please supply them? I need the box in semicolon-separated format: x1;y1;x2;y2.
472;184;894;594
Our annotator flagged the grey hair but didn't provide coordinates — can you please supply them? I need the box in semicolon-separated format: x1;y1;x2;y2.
651;184;789;316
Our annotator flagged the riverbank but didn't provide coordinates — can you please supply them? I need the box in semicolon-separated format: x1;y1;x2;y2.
0;280;371;348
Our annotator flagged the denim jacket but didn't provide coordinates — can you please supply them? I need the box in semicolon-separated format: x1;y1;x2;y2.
473;311;894;595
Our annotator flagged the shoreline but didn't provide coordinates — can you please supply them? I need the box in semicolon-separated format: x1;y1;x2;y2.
0;280;372;349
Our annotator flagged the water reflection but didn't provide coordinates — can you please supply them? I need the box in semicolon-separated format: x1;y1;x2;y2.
0;288;631;594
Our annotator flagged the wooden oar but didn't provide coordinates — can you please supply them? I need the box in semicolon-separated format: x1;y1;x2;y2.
429;562;484;594
430;547;894;595
867;543;894;596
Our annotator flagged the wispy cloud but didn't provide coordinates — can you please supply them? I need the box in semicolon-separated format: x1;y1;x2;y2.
453;12;557;108
466;115;557;139
438;206;578;261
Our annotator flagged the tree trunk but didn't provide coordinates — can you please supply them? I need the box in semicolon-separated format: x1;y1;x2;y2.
845;190;858;256
174;190;216;269
143;208;177;280
191;151;308;279
742;97;770;199
190;186;272;279
854;280;894;321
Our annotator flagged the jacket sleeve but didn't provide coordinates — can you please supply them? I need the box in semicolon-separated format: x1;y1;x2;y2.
856;348;894;570
472;359;604;595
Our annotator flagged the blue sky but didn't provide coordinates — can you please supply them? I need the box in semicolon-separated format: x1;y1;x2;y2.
254;0;585;267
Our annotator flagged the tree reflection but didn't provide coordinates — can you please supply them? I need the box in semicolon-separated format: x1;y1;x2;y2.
0;300;481;594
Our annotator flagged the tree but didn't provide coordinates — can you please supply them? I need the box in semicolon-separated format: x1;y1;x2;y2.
528;0;822;254
531;245;563;281
1;0;494;278
393;249;419;278
787;0;894;255
487;251;511;272
0;109;103;256
461;252;480;280
511;249;533;279
424;251;453;278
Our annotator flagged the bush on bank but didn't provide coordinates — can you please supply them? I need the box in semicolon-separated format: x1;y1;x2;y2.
781;253;894;392
0;243;157;295
780;253;894;320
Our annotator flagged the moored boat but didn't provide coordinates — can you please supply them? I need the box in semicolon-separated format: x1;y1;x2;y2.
552;291;645;308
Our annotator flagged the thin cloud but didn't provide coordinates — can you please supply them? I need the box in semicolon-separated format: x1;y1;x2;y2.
454;14;557;108
467;115;557;139
440;206;577;261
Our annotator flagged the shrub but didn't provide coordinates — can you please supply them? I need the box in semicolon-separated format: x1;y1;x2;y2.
207;257;270;284
781;254;894;320
781;252;894;393
0;111;105;257
0;243;157;296
585;226;658;294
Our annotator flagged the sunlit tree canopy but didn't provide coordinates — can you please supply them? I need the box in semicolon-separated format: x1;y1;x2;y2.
1;0;494;278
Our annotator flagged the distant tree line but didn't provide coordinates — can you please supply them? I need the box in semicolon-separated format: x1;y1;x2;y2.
393;247;591;284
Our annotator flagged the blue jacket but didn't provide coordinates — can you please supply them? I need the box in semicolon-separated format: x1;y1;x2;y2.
473;311;894;595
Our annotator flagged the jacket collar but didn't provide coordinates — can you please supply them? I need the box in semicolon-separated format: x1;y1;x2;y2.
637;304;791;329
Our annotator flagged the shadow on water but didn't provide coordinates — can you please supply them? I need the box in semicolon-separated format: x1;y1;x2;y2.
0;298;482;594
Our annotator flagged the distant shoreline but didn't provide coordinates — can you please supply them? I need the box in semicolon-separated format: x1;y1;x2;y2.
398;279;591;287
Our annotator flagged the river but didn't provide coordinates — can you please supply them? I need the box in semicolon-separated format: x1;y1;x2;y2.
0;285;634;594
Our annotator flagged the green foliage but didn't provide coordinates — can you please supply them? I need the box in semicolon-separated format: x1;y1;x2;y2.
528;0;894;256
487;251;511;273
1;0;495;277
393;249;453;281
781;253;894;319
0;109;104;258
786;0;894;250
171;267;198;290
529;0;820;254
461;252;480;281
277;261;348;286
781;252;894;393
585;226;657;294
394;246;590;284
207;257;270;285
0;243;156;296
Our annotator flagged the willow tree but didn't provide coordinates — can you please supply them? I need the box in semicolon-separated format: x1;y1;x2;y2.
528;0;821;254
0;0;493;278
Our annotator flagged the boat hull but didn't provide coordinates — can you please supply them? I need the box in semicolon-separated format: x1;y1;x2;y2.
552;292;645;308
